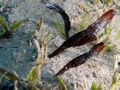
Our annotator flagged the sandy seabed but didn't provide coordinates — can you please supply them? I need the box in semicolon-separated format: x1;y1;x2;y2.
0;0;120;90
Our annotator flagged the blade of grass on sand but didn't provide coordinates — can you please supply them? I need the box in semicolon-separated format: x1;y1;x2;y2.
91;82;97;90
26;66;39;84
0;68;20;81
54;19;65;39
56;76;67;90
35;18;43;31
0;16;9;32
10;19;27;31
110;80;120;90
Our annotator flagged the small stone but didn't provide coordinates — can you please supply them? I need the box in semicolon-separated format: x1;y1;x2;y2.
92;71;97;78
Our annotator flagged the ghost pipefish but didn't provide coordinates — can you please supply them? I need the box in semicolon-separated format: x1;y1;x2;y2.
46;3;70;39
55;42;105;76
48;9;115;58
49;34;97;58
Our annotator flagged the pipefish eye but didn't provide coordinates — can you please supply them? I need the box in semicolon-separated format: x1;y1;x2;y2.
46;3;54;8
46;3;59;11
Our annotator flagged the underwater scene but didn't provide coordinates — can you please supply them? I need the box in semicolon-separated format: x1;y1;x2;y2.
0;0;120;90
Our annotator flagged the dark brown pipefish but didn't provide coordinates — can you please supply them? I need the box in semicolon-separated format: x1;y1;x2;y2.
46;3;70;39
48;9;115;58
55;42;105;76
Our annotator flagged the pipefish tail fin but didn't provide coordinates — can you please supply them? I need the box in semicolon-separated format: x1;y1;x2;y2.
55;42;105;76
